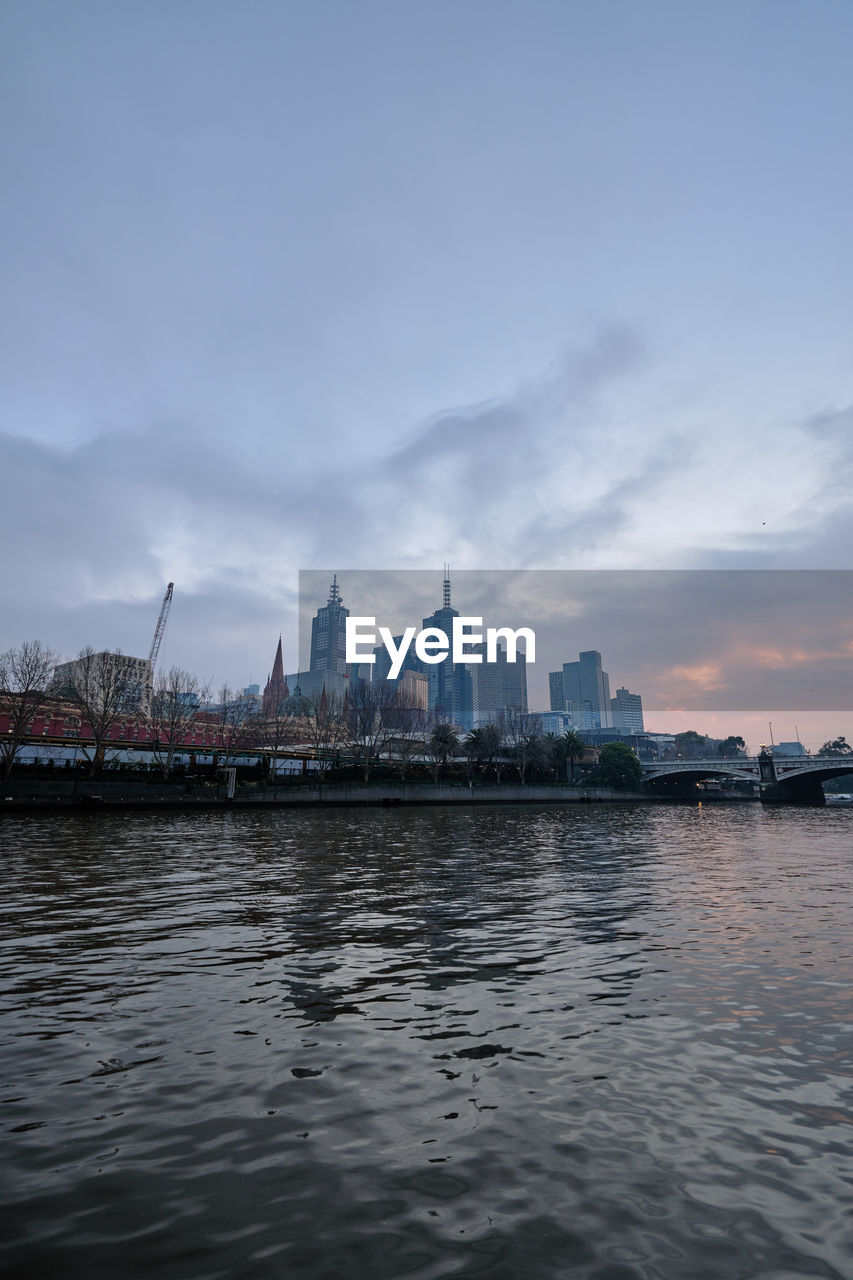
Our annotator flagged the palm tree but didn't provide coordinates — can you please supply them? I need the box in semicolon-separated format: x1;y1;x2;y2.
427;722;459;782
464;727;485;777
562;729;586;782
479;723;502;781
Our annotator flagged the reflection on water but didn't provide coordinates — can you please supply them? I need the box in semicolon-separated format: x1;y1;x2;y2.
1;804;852;1278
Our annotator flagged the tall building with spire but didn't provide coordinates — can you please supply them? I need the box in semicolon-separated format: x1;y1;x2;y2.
421;566;473;730
309;575;350;675
262;636;289;716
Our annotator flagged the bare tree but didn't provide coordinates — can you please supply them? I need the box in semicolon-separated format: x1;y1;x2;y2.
0;640;61;776
63;647;139;778
212;684;254;768
303;688;346;777
342;680;399;782
529;732;556;782
385;688;428;780
149;666;209;778
255;696;302;783
502;707;542;785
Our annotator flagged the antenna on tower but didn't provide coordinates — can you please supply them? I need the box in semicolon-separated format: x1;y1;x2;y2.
443;563;451;608
329;574;340;603
148;582;174;675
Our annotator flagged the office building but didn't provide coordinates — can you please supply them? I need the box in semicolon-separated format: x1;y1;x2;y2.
309;576;349;675
473;644;527;726
549;670;566;711
399;669;429;710
373;636;424;684
421;568;473;730
281;668;351;706
534;709;571;735
611;687;644;734
561;650;612;730
53;652;152;715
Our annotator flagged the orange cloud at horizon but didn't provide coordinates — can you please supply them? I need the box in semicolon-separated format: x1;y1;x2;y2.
664;663;725;692
642;708;851;755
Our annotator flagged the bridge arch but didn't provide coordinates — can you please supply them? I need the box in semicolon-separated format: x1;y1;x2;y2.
640;756;853;805
642;762;757;796
764;761;853;806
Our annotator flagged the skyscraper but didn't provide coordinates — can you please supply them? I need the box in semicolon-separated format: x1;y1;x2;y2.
309;575;350;675
421;567;473;730
611;687;644;734
549;670;566;711
473;644;527;726
561;650;612;730
373;635;424;684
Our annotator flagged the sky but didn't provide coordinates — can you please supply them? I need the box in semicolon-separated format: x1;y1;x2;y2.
2;1;852;748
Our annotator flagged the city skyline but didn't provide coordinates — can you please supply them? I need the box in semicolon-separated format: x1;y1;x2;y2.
2;3;852;752
3;567;850;753
295;569;851;751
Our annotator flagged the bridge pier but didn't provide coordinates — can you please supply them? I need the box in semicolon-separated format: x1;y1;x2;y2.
760;777;826;807
757;748;826;806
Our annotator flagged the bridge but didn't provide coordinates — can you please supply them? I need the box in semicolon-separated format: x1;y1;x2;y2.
641;753;853;805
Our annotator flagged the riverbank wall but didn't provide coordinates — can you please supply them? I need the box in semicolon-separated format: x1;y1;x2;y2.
0;777;753;812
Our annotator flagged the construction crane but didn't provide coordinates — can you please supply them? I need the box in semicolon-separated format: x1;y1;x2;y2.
148;582;174;677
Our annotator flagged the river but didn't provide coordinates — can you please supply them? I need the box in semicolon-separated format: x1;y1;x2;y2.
1;803;851;1279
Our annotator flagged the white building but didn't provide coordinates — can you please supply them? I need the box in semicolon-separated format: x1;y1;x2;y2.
53;652;152;715
611;687;644;734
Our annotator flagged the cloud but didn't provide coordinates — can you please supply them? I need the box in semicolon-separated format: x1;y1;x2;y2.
686;403;853;570
3;332;853;692
364;324;681;566
668;663;725;692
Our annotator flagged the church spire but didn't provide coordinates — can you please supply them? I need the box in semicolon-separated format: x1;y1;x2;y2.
262;635;287;716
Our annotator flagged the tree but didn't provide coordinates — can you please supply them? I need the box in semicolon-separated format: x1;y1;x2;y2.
303;687;346;777
464;722;503;782
63;647;140;778
717;735;746;759
817;736;852;756
384;688;427;780
464;727;483;774
212;684;254;768
561;729;587;781
424;721;459;782
342;680;397;782
674;730;707;760
528;732;555;782
543;732;562;779
594;741;643;790
257;695;302;782
0;640;61;776
480;722;504;782
502;708;542;784
149;667;209;778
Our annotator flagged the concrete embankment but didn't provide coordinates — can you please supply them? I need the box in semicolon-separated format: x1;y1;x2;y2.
0;779;658;812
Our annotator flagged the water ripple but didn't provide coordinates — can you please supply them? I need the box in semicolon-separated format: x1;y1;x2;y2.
1;804;852;1278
